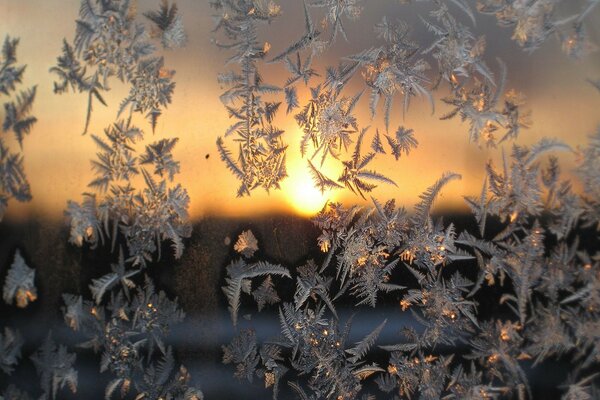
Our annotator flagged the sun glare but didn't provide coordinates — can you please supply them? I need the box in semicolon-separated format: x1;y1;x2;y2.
283;157;337;216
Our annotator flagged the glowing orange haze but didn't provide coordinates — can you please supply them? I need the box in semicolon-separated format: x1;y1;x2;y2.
1;0;599;222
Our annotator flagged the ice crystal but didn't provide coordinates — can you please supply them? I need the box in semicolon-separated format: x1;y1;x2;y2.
295;89;398;198
130;277;186;355
49;40;106;135
211;0;288;197
222;328;260;382
134;348;203;400
222;258;291;326
481;138;571;225
0;328;23;375
386;126;418;160
144;0;188;49
2;86;36;148
30;334;78;400
62;270;201;399
66;193;103;248
478;0;560;52
296;85;359;163
252;275;281;311
348;17;433;129
2;250;36;308
89;248;140;304
0;36;36;221
476;0;599;56
234;229;259;258
339;127;398;199
269;0;325;63
139;138;181;180
66;119;191;267
119;57;176;132
310;0;363;42
441;60;531;146
284;52;318;88
421;4;493;87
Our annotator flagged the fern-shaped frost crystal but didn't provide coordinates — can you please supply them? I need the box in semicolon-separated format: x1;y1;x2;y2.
212;0;288;197
0;36;36;221
30;334;78;400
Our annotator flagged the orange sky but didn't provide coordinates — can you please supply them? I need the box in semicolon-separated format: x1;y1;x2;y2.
1;0;599;222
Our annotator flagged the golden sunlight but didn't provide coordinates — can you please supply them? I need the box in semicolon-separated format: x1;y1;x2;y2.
282;153;338;216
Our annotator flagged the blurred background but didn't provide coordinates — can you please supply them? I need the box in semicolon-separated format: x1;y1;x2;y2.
1;1;599;398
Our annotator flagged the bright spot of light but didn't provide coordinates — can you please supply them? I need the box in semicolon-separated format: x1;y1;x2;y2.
283;157;337;216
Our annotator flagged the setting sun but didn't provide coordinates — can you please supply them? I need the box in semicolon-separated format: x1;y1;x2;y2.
283;154;338;216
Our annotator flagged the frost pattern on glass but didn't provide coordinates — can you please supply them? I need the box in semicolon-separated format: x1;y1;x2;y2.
56;1;192;267
0;36;36;221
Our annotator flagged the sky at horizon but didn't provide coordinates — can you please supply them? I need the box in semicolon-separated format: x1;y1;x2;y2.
1;0;599;222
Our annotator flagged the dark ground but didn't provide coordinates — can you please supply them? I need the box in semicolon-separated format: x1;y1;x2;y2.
0;213;581;399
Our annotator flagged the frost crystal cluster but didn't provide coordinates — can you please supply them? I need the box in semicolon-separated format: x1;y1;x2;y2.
61;267;203;400
56;1;192;267
222;134;600;398
212;0;550;198
50;0;187;134
65;119;192;267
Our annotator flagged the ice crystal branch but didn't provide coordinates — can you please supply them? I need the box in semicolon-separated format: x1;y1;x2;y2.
310;0;363;43
476;0;599;57
144;0;188;49
421;4;493;88
0;36;36;221
222;257;291;326
293;84;402;198
234;229;259;258
211;0;288;197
